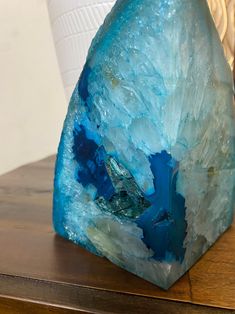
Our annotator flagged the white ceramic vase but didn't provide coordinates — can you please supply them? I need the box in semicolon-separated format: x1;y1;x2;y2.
47;0;115;100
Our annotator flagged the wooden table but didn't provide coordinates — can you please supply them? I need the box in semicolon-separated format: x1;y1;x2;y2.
0;156;234;314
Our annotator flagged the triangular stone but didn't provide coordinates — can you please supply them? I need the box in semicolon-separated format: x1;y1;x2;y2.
53;0;235;289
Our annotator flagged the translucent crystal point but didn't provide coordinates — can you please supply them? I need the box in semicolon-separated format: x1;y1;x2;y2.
53;0;235;289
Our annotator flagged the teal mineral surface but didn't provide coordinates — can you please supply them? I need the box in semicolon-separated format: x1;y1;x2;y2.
53;0;235;289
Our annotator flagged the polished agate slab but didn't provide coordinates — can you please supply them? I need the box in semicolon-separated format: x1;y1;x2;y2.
53;0;235;289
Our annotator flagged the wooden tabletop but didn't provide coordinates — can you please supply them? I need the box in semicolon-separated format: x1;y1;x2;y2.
0;156;234;314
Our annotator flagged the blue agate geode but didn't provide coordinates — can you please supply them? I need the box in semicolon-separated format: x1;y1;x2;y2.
53;0;235;289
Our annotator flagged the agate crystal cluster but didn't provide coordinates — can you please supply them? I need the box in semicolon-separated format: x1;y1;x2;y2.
53;0;235;289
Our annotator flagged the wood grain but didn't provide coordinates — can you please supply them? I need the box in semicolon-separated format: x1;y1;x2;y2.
0;156;234;313
208;0;235;70
0;297;89;314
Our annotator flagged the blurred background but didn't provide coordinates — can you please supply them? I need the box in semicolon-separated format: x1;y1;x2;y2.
0;0;234;175
0;0;66;175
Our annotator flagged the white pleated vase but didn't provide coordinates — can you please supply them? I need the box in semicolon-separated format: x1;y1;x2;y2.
47;0;115;101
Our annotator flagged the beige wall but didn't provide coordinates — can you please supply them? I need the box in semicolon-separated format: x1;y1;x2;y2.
0;0;67;175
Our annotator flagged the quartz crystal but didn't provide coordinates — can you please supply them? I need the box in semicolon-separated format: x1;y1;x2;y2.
53;0;235;289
